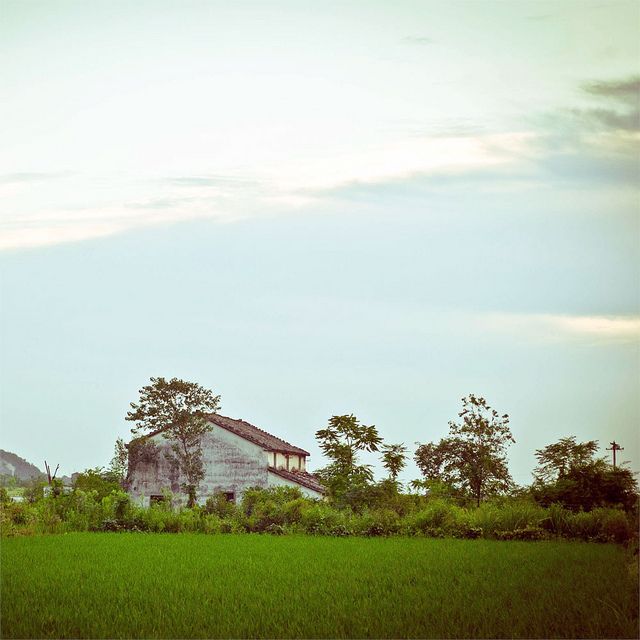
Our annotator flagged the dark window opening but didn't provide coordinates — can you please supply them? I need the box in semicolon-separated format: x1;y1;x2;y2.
224;492;235;503
150;494;165;505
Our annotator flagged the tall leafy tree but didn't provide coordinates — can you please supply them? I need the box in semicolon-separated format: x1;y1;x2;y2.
531;436;637;511
315;414;382;501
108;437;129;488
532;436;599;483
381;443;408;482
125;377;221;507
415;394;514;506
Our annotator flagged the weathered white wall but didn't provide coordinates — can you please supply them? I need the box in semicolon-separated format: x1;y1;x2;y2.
266;470;324;500
128;423;269;505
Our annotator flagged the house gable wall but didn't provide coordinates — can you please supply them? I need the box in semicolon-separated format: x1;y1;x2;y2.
128;423;268;506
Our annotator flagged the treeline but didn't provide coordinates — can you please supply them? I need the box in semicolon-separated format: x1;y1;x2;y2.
1;485;637;544
1;382;637;543
314;395;637;514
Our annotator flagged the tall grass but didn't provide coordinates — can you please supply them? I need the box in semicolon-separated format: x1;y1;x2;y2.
1;489;637;543
2;533;638;639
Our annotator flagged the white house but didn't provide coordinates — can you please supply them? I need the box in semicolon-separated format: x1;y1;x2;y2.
127;413;325;506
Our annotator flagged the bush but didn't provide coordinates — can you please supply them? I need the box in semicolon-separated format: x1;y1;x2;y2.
299;502;346;535
405;500;458;534
204;493;237;518
599;509;633;543
540;503;571;535
495;527;549;541
469;500;544;537
1;478;634;544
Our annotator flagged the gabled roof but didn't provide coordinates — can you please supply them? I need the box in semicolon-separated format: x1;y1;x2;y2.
268;466;326;494
207;414;310;456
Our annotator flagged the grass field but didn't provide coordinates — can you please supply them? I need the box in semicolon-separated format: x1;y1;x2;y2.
1;533;638;639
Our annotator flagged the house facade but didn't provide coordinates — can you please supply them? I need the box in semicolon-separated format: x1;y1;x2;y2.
127;414;325;506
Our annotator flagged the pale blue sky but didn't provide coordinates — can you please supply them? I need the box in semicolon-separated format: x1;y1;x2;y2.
1;1;638;484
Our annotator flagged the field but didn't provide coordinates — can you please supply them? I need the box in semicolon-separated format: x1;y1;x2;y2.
1;534;638;639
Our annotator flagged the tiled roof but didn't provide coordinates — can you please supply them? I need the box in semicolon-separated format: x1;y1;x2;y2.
207;414;310;456
268;466;326;494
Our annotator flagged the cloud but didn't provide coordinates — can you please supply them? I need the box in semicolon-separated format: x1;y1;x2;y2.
1;74;636;252
402;36;434;46
573;75;640;132
163;175;260;188
276;131;536;193
0;172;72;185
481;313;640;345
525;14;554;21
583;77;640;103
0;200;239;251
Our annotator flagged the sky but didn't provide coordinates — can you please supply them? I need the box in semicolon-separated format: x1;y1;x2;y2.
1;0;638;486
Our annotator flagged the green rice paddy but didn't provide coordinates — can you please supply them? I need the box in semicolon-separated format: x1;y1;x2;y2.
1;533;638;638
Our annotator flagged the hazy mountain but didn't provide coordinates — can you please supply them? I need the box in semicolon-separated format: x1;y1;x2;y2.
0;450;43;481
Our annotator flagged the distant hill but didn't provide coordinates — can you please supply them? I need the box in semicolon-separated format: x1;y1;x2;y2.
0;450;44;481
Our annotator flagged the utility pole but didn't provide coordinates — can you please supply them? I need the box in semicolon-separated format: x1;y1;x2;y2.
606;441;624;469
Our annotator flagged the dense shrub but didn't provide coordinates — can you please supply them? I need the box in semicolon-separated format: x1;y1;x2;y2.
2;486;636;544
204;493;237;518
469;500;545;537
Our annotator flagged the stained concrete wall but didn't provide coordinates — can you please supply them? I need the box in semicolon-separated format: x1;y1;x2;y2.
128;423;270;506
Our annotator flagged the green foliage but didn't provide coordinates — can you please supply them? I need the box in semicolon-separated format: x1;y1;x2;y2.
204;492;237;518
315;414;383;504
532;458;638;511
2;483;636;545
530;436;638;512
533;436;600;483
23;479;47;504
108;437;129;488
415;395;515;506
73;468;121;500
126;377;221;507
381;443;408;481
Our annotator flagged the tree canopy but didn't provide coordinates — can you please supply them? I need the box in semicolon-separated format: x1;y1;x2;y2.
125;377;221;507
415;394;514;506
315;414;382;503
533;436;599;483
531;436;637;511
381;443;408;482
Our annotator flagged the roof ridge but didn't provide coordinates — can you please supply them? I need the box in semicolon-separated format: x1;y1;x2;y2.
268;465;325;494
207;413;310;455
232;416;301;449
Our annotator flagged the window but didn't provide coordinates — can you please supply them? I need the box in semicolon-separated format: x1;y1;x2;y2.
149;494;165;506
224;492;235;503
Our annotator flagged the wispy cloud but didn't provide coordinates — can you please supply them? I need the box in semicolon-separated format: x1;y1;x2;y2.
481;313;640;345
402;36;434;46
1;75;637;252
0;172;73;185
573;75;640;132
583;77;640;102
162;175;261;188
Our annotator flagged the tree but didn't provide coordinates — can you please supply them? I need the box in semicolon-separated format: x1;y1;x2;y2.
532;436;599;484
381;443;407;482
315;414;382;503
125;377;221;508
531;436;638;511
109;437;129;489
73;467;121;500
44;460;62;498
415;394;514;506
